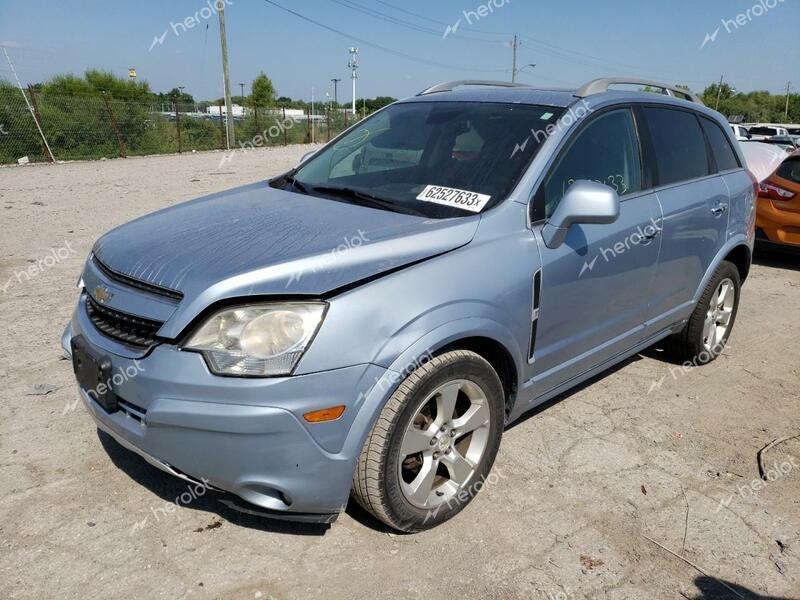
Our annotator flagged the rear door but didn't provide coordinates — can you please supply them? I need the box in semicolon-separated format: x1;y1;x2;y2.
640;106;730;334
699;115;754;250
529;107;662;392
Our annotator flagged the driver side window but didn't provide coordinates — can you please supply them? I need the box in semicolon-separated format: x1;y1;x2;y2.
541;108;642;218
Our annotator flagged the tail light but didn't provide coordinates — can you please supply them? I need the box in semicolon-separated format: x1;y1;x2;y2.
759;181;796;201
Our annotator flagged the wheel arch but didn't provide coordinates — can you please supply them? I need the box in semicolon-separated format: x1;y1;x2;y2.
341;318;524;460
724;244;752;283
437;336;519;419
693;237;753;305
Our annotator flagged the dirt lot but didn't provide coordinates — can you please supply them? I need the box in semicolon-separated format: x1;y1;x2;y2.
1;146;799;600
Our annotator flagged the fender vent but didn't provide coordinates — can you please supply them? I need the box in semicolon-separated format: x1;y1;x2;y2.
528;269;542;362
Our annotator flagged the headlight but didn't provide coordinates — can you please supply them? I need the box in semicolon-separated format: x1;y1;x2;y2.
183;302;327;377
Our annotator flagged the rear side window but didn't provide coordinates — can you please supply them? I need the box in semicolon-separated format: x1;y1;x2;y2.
542;108;642;218
776;157;800;184
749;127;777;136
644;107;709;186
700;117;741;172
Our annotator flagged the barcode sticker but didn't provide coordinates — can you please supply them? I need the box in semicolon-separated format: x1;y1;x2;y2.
416;185;491;213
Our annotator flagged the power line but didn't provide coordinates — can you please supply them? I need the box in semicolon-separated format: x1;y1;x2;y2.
326;1;712;84
372;0;447;26
327;0;505;44
328;0;443;37
370;0;511;40
260;0;507;73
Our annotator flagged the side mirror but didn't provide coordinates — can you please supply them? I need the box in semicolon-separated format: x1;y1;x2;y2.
297;150;316;166
541;180;620;249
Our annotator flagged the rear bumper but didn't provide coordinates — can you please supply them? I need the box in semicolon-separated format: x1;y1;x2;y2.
63;298;391;517
756;197;800;246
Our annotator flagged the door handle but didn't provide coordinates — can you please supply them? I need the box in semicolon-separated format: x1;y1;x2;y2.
711;203;728;216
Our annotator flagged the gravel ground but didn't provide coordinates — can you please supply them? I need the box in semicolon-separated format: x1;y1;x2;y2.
1;146;799;600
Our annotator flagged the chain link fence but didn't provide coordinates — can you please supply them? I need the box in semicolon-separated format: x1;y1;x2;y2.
0;88;363;164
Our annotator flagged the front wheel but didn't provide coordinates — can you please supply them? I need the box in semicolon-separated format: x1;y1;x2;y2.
351;350;505;532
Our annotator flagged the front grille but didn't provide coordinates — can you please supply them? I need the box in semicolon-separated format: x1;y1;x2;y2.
92;255;183;301
85;295;164;349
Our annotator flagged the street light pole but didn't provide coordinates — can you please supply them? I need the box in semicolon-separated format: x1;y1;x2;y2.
348;48;359;114
518;64;536;80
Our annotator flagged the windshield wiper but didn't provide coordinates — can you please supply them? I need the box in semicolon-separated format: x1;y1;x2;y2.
310;185;426;217
283;176;310;194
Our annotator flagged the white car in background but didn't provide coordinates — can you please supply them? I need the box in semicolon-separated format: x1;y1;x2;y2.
748;125;789;141
730;124;751;141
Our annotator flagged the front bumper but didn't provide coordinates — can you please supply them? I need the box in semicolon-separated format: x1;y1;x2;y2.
63;296;390;517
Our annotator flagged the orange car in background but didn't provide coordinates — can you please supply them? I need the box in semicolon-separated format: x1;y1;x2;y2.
756;150;800;248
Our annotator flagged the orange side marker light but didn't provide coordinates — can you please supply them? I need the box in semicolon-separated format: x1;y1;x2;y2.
303;405;346;423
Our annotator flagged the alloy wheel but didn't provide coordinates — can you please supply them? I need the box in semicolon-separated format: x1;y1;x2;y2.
397;379;491;509
703;277;735;352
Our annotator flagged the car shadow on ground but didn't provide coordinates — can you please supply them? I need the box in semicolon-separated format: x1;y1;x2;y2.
97;429;332;536
690;575;795;599
753;243;800;272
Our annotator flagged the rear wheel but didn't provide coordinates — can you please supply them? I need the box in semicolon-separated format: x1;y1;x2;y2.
352;350;505;532
667;260;741;364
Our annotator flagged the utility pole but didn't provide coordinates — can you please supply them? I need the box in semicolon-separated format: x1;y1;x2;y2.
3;47;54;162
331;78;341;107
239;82;245;102
715;75;724;111
511;35;519;83
348;47;359;114
311;86;315;144
217;0;235;148
785;82;792;120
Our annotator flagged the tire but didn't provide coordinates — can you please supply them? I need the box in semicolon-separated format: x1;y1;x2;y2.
667;260;741;364
352;350;505;532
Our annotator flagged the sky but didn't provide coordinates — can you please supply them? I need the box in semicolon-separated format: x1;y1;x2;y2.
0;0;798;102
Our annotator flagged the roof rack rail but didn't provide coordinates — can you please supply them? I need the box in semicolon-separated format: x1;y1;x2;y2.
575;78;704;105
417;80;530;96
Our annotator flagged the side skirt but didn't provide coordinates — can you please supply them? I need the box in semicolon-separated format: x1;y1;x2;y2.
508;326;676;423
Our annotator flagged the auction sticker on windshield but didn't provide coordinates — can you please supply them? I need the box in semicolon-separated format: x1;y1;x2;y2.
416;185;491;213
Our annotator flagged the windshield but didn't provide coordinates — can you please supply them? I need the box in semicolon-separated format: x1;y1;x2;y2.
274;101;562;218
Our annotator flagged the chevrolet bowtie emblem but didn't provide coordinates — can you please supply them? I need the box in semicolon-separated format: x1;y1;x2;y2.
94;285;114;304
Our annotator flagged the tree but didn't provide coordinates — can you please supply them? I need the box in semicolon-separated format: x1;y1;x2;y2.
249;72;276;108
364;96;396;112
162;87;195;105
41;70;154;102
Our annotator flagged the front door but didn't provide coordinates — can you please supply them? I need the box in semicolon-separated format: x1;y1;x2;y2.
528;107;662;393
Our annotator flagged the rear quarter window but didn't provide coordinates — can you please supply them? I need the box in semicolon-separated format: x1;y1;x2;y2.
644;107;710;186
776;157;800;184
700;117;741;172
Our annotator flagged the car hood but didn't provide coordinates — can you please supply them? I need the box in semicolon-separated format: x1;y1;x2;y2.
93;181;478;304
